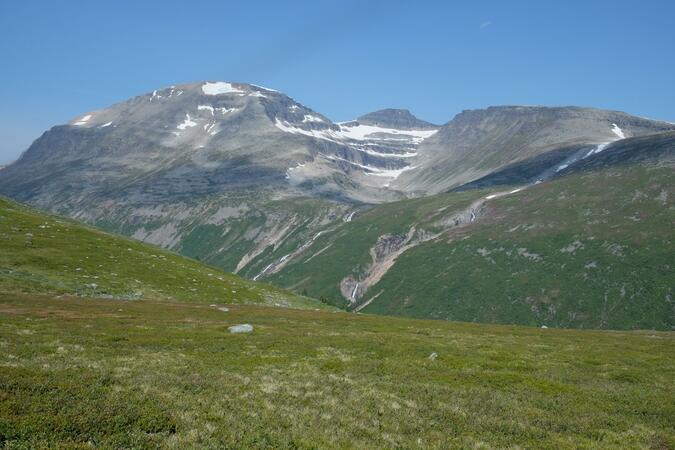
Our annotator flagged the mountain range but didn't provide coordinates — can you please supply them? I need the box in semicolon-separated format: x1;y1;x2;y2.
1;81;673;329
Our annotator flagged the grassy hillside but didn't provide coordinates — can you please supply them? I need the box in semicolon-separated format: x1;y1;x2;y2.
1;293;673;448
265;189;486;303
364;165;674;329
270;164;674;330
85;191;348;276
0;196;328;310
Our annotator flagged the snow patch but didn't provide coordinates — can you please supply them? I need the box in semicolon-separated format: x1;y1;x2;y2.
176;114;197;130
251;84;278;92
302;114;324;123
202;81;244;96
357;148;418;158
484;186;526;201
611;123;625;139
99;121;113;128
584;142;610;159
198;105;215;115
73;115;92;126
321;154;416;187
553;141;613;174
217;107;237;115
274;119;336;141
274;119;436;146
337;123;437;143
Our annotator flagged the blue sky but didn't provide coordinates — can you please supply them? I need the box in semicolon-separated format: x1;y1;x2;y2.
1;0;674;164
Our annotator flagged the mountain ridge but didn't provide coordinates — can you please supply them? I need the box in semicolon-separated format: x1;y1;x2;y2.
354;108;439;130
0;80;673;329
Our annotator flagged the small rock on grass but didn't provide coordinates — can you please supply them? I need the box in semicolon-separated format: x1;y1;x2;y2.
228;324;253;334
428;352;438;361
210;304;229;312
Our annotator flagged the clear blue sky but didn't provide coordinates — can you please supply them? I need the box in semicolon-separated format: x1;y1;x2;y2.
1;0;674;164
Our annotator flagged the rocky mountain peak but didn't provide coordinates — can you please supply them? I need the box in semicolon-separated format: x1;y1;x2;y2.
355;108;438;130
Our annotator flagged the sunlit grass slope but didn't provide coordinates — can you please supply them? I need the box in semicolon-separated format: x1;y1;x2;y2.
0;196;328;310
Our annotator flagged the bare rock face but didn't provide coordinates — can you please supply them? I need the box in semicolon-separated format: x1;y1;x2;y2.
2;85;671;211
0;81;446;210
372;233;410;261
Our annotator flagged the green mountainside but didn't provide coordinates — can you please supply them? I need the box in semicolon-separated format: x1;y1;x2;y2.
268;163;674;330
0;196;328;310
362;165;674;329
